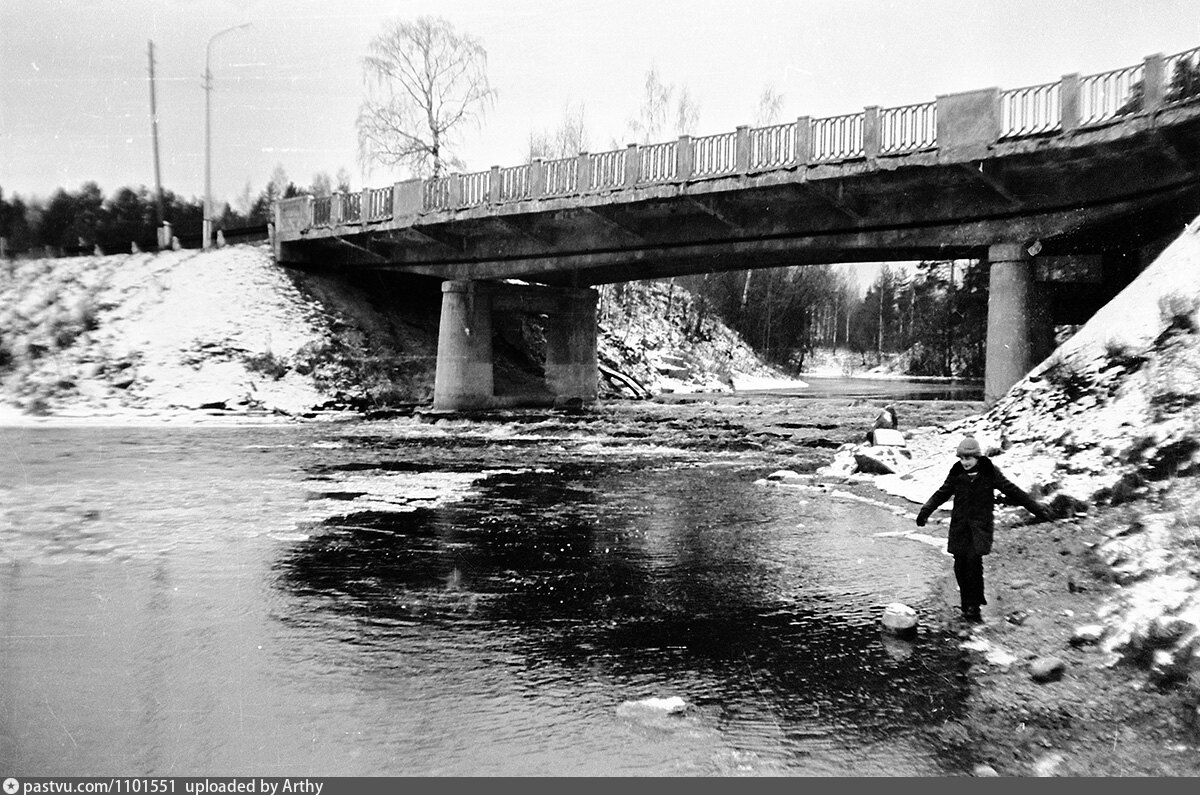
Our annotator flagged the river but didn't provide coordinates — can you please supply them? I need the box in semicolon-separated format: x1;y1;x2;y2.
0;394;981;777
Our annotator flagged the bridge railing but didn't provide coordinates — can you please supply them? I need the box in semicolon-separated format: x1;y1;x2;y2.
880;101;937;154
589;148;627;190
460;170;490;207
750;121;797;169
1001;81;1061;138
498;164;531;201
312;196;332;226
285;47;1199;232
691;131;738;177
639;141;677;182
1080;62;1145;126
364;186;393;222
543;156;577;196
811;111;865;162
1165;45;1200;106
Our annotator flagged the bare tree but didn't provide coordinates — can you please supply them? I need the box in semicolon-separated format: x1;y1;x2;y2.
622;66;701;145
356;16;497;179
310;172;333;198
528;102;589;162
755;84;784;126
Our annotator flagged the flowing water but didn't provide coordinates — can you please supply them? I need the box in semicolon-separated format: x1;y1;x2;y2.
0;404;977;777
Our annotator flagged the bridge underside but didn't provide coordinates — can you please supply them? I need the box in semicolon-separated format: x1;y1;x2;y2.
279;108;1200;409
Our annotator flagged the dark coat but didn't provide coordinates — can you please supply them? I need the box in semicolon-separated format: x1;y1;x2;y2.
916;456;1046;556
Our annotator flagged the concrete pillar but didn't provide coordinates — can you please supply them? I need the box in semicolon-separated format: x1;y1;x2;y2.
529;158;545;198
795;116;812;165
489;166;501;204
936;88;1002;162
544;288;599;406
1143;54;1166;113
863;106;881;160
433;281;495;411
1060;73;1081;133
676;135;693;180
576;152;592;193
735;126;751;173
624;144;640;187
394;179;422;217
985;243;1045;403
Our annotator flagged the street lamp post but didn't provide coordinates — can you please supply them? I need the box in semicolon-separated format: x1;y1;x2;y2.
203;22;252;250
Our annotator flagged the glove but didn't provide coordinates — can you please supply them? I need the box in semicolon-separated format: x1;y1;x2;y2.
915;514;927;527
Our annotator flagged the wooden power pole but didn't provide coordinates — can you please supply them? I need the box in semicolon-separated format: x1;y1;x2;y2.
148;41;165;238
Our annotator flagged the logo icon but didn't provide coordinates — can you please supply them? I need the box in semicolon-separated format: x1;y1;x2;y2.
3;778;19;795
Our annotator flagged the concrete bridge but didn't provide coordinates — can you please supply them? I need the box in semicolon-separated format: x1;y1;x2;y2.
274;46;1200;410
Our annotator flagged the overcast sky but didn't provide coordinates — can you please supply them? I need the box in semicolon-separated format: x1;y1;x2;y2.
2;0;1198;212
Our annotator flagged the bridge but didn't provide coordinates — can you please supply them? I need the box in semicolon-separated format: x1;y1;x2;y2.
274;46;1200;410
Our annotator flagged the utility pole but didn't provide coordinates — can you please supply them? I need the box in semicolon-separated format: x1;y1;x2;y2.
203;22;252;250
148;41;165;241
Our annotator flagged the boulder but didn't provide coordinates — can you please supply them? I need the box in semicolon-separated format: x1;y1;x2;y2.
616;696;687;721
1030;656;1066;682
869;428;906;447
881;602;918;636
854;445;912;475
1069;624;1106;646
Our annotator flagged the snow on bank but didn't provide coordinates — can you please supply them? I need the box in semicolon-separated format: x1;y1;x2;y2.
0;244;338;416
0;244;791;419
820;217;1200;681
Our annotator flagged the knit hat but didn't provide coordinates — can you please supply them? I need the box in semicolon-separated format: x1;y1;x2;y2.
956;435;982;456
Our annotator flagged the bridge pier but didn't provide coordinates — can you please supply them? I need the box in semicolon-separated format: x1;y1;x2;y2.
433;281;496;411
542;289;599;406
433;280;599;411
984;243;1054;404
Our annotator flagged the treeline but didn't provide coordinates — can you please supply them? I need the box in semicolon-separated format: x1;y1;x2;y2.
676;258;989;378
0;164;350;258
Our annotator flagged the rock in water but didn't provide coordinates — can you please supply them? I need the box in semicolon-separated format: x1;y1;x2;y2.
632;696;686;713
1030;656;1066;682
881;602;919;636
869;428;906;447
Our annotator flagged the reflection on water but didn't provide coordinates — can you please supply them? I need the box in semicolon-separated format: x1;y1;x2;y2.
0;412;975;776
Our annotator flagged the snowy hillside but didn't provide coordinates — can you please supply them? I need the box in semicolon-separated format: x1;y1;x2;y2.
0;243;789;419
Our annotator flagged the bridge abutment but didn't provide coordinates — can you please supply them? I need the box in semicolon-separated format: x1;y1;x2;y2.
984;244;1054;404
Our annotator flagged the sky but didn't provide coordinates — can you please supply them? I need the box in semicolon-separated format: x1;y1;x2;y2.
2;0;1199;217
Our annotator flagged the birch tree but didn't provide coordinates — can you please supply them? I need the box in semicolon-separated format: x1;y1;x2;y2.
356;16;496;178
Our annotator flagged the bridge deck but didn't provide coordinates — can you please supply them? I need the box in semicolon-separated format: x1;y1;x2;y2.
276;48;1200;288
